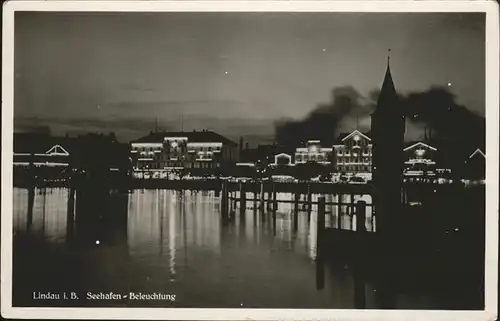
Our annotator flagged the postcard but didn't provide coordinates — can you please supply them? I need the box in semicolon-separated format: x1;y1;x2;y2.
1;1;498;320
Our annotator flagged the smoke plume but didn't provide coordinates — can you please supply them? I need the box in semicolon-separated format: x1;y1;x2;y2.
274;86;373;147
274;85;485;151
401;86;485;149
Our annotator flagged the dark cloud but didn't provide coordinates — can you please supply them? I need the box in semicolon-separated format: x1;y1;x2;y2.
274;86;368;147
274;85;485;148
401;86;485;149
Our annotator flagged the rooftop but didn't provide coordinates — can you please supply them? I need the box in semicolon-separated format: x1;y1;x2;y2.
14;133;77;154
334;130;372;144
14;132;127;155
131;130;237;146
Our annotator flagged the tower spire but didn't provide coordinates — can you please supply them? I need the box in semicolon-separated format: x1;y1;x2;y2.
387;48;391;67
373;49;397;116
370;48;406;238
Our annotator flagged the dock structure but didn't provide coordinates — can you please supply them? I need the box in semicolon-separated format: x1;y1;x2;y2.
223;181;374;217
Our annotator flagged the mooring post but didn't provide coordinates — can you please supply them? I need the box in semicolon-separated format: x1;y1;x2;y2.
266;183;272;211
317;197;326;246
221;180;229;221
293;191;299;232
330;194;335;224
239;183;246;215
337;194;342;229
316;196;326;290
294;191;300;213
272;182;277;212
215;179;221;197
66;187;76;240
350;194;355;230
27;186;35;230
307;184;312;220
356;200;367;233
259;181;265;211
239;181;243;204
233;188;238;210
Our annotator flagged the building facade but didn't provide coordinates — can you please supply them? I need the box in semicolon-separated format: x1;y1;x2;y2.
402;142;438;182
271;153;294;167
294;140;333;165
402;141;456;183
333;130;372;178
13;133;131;179
14;134;72;168
462;148;485;184
130;130;238;173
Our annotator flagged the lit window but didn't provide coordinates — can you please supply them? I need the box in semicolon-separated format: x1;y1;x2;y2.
415;149;425;157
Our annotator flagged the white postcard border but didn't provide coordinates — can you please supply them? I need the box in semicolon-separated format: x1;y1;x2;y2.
1;1;498;320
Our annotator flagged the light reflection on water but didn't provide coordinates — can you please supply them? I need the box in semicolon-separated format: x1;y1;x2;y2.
231;191;375;232
14;188;69;243
13;187;439;309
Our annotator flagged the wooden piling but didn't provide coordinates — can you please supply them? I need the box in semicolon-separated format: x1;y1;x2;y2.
266;184;272;211
337;194;342;229
215;179;221;197
294;191;299;213
317;197;326;245
239;183;246;215
293;192;299;232
27;186;35;230
316;196;326;290
350;194;355;230
307;184;312;221
259;182;264;211
272;183;277;212
221;181;229;221
356;200;367;233
272;198;277;236
349;194;354;217
66;187;76;240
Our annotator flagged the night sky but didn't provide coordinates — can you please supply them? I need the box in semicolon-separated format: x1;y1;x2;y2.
14;12;485;144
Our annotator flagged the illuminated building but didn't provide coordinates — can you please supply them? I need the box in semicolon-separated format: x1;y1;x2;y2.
13;133;130;175
402;142;438;182
333;130;372;179
130;130;238;173
294;140;332;165
271;153;294;167
462;148;485;185
14;133;72;168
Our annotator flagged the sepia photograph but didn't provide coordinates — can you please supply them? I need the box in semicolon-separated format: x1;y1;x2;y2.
1;1;498;320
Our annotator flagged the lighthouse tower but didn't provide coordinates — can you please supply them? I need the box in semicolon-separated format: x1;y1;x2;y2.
371;53;406;237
